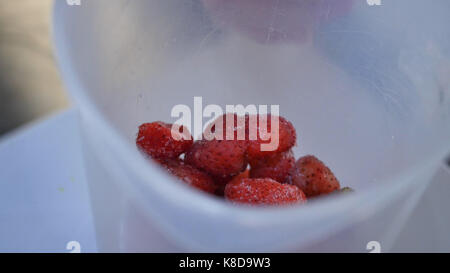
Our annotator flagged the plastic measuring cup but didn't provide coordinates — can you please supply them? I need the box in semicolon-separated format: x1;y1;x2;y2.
53;0;450;252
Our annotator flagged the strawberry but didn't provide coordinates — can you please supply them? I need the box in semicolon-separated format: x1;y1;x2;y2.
136;122;193;159
204;113;296;158
249;150;295;183
246;114;296;160
287;155;340;197
214;169;250;196
185;139;248;177
225;178;306;205
160;159;217;194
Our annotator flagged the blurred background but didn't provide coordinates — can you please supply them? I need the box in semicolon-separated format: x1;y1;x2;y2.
0;0;68;136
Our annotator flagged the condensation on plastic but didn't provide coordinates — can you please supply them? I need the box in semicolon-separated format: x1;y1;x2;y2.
53;0;450;252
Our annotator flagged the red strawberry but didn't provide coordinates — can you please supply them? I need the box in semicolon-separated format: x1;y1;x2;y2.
136;122;193;159
213;169;250;196
249;150;295;183
160;159;217;194
203;113;296;159
225;178;306;205
246;114;296;160
185;139;248;177
287;155;340;197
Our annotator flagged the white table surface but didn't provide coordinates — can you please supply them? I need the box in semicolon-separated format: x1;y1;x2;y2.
0;109;96;252
0;108;449;252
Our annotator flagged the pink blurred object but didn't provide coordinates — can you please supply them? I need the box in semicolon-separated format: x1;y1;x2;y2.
203;0;354;44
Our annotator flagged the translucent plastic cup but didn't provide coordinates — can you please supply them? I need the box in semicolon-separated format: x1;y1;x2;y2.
52;0;450;252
